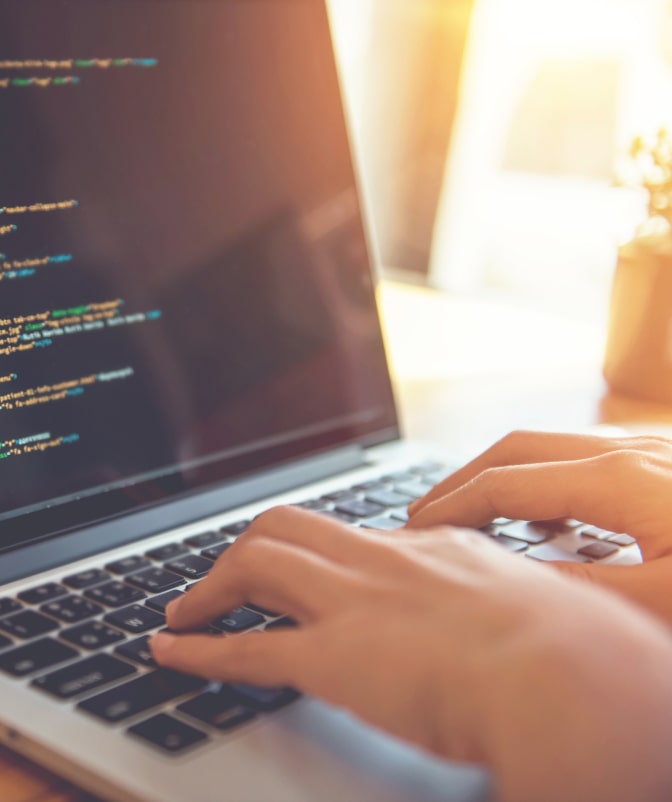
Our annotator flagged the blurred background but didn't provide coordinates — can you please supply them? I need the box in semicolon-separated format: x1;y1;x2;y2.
328;0;672;320
325;0;672;414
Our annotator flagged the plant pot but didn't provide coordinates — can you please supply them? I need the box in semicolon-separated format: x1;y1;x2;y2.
604;234;672;403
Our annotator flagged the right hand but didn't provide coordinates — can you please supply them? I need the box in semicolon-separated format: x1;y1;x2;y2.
153;506;672;802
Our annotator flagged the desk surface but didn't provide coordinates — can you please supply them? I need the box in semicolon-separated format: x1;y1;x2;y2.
3;285;672;801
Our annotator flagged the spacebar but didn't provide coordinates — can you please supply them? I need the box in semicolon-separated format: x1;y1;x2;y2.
78;669;206;723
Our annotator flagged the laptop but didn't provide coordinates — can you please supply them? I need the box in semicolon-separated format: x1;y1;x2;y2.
0;2;640;801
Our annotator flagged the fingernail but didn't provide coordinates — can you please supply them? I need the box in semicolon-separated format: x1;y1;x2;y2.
150;632;177;657
408;501;419;514
165;596;184;620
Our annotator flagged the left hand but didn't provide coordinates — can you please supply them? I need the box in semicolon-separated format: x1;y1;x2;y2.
407;430;672;622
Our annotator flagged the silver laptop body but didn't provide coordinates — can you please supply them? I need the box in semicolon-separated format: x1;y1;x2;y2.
0;1;492;799
0;3;640;800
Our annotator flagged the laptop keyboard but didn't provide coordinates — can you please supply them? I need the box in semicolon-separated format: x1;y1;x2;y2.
0;460;639;757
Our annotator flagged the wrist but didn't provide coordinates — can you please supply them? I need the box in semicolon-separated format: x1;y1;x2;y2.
484;598;672;802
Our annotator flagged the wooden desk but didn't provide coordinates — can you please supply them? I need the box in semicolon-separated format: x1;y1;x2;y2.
2;286;672;801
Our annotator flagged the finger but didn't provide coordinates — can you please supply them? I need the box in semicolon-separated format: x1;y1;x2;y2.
550;556;672;624
409;431;630;517
167;536;355;632
151;629;308;687
249;505;379;566
407;454;628;532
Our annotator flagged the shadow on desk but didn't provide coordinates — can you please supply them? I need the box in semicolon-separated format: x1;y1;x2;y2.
0;741;100;802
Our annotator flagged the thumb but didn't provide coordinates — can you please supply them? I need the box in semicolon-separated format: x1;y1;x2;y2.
550;556;672;625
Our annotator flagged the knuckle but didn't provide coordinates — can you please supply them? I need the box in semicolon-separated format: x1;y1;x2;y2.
223;537;257;573
507;428;535;443
599;448;650;476
231;535;272;570
368;537;402;562
365;538;413;573
440;526;485;550
486;430;535;469
228;632;260;670
473;466;509;514
476;465;507;490
251;504;296;532
595;448;661;490
628;435;672;453
495;429;533;455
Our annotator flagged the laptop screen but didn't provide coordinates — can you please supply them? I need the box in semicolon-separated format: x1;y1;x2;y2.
0;0;398;549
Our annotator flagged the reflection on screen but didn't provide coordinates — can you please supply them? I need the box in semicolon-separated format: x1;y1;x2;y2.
0;0;397;537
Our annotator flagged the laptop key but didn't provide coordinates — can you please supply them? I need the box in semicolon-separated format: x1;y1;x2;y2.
221;520;250;537
18;583;68;605
232;684;299;711
78;669;206;723
128;713;208;754
365;489;415;508
411;461;447;475
32;653;137;700
61;621;126;650
360;516;404;532
201;542;232;561
496;521;551;545
146;543;190;562
424;469;455;485
492;535;528;553
105;556;152;576
335;499;386;519
352;481;388;493
245;602;280;617
578;541;620;560
0;599;23;617
212;608;265;633
480;525;499;536
321;490;358;503
265;616;298;631
393;482;433;501
145;590;185;615
178;687;256;730
62;569;111;590
0;610;60;639
115;635;157;667
526;545;592;563
0;638;78;677
382;471;416;483
164;555;212;579
296;499;330;512
125;568;184;594
184;531;224;549
84;581;146;608
579;525;613;541
321;510;359;525
41;596;104;624
0;634;12;649
104;605;165;634
607;533;637;547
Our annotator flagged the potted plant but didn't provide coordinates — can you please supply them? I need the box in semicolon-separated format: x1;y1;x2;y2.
604;129;672;403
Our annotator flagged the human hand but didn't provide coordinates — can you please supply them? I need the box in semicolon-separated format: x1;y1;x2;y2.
152;506;672;802
408;431;672;621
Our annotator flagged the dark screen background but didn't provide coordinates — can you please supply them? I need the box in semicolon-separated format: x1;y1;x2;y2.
0;0;398;543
